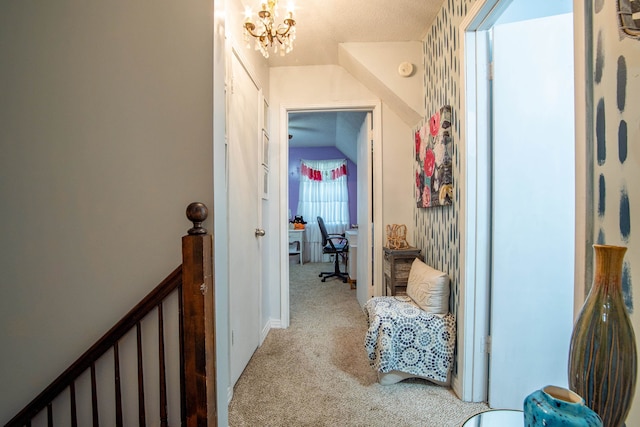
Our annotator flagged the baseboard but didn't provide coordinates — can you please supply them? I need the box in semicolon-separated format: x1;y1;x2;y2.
260;321;270;344
270;318;283;329
260;318;284;345
227;386;234;404
452;372;463;400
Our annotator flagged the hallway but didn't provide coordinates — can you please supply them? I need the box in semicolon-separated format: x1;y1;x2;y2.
228;263;487;426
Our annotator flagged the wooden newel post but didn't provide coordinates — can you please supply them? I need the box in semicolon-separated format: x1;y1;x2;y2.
182;202;217;427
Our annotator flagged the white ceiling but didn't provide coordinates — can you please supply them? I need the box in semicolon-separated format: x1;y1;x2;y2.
244;0;446;156
257;0;446;68
288;111;367;161
252;0;573;157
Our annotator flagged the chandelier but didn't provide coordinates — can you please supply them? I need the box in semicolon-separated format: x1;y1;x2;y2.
243;0;296;58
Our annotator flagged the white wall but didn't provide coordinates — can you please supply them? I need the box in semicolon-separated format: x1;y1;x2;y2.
268;65;376;323
270;65;378;108
381;104;416;241
225;0;270;96
0;0;214;424
341;42;424;116
268;65;414;322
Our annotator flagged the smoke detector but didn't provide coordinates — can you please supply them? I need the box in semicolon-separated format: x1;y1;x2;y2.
398;62;415;77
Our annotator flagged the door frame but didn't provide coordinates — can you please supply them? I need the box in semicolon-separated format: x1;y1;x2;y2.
278;101;382;328
457;0;592;403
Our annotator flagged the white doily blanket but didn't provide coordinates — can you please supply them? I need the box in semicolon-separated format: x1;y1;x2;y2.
364;296;456;384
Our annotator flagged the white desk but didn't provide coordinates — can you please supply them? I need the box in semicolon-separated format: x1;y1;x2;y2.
345;230;358;283
288;229;304;264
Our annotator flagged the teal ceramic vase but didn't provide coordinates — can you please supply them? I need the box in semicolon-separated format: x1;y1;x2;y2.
568;245;637;427
523;385;602;427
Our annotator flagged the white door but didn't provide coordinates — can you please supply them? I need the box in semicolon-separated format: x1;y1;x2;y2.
356;112;373;307
228;51;262;387
488;12;575;409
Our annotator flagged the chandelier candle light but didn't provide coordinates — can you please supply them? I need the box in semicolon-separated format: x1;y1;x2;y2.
243;0;296;58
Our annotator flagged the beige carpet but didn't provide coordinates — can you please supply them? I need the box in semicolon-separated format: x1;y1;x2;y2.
228;262;488;426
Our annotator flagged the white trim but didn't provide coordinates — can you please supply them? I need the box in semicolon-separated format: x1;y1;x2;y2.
260;321;270;345
227;386;234;405
269;318;282;329
213;24;231;427
371;106;384;298
457;0;515;403
279;104;290;328
279;100;383;328
459;0;584;404
259;319;281;346
572;0;592;317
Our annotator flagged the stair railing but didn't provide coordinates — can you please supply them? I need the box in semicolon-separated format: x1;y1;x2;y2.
5;202;217;427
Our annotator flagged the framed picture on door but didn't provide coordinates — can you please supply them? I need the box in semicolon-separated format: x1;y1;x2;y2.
261;131;269;168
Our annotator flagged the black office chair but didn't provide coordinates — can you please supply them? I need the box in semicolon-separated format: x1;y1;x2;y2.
317;216;349;283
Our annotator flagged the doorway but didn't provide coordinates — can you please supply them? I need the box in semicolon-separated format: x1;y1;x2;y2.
287;110;374;308
460;0;575;409
279;104;382;327
287;111;363;267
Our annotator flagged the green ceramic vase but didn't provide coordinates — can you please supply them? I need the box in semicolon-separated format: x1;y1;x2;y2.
568;245;637;427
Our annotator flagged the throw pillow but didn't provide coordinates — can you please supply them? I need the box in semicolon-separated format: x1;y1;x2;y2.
406;258;450;315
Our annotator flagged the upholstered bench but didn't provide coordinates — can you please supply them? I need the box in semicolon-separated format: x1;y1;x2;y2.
364;259;455;385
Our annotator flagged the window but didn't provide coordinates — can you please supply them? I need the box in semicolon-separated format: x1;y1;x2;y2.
296;159;349;261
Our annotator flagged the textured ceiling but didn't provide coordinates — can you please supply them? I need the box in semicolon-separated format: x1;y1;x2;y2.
242;0;445;67
247;0;445;157
286;111;364;155
288;111;367;159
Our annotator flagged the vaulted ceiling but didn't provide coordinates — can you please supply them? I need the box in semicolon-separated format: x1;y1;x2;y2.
258;0;445;68
288;111;367;162
241;0;445;159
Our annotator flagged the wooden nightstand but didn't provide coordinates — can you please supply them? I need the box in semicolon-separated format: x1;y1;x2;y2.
383;247;422;296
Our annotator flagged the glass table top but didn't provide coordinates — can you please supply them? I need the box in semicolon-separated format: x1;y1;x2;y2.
462;410;524;426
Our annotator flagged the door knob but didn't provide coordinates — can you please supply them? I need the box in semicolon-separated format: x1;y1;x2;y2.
255;228;266;237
